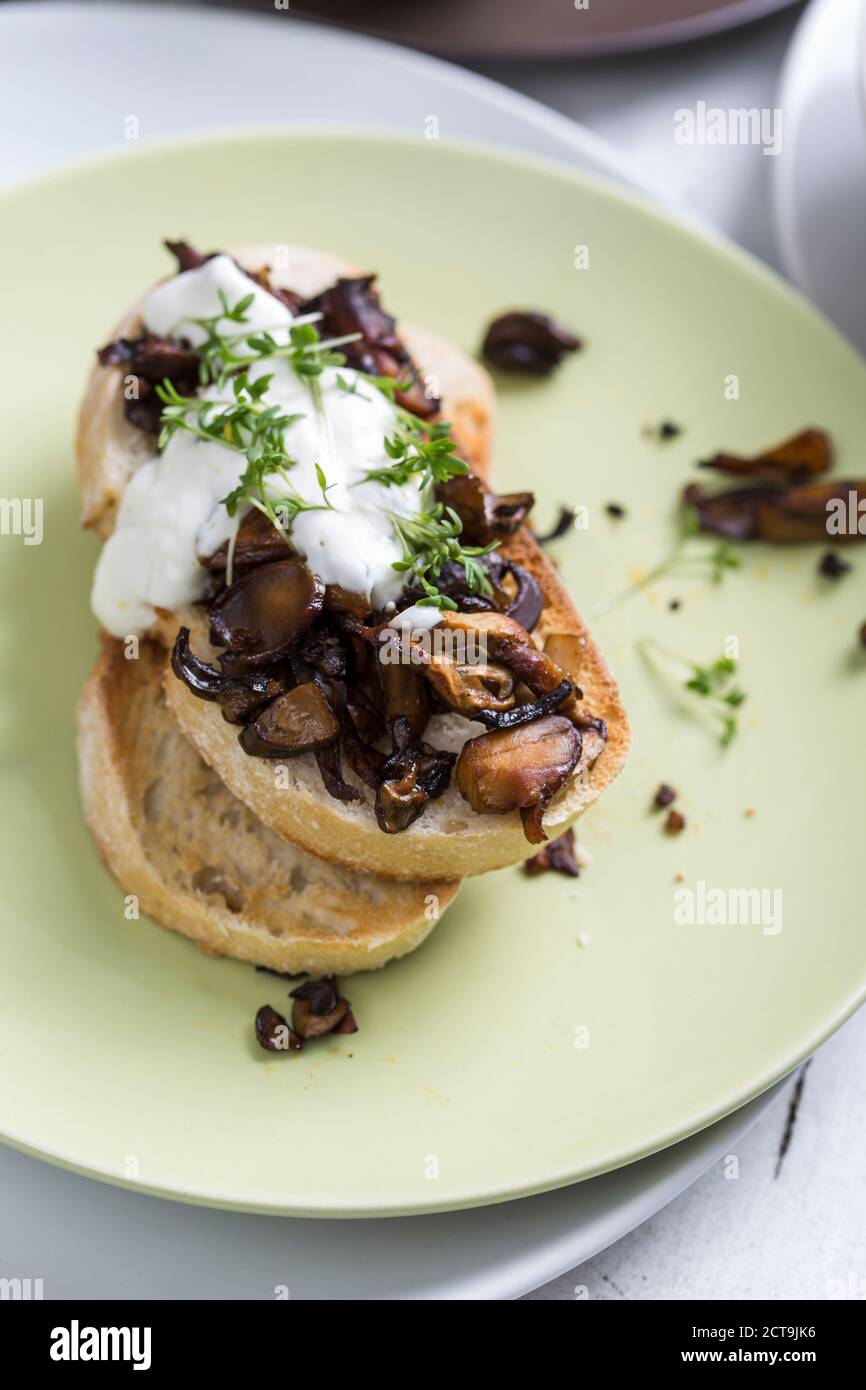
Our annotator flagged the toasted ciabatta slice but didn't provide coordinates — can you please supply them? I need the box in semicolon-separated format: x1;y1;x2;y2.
78;241;628;881
163;533;630;882
77;638;458;974
77;243;495;540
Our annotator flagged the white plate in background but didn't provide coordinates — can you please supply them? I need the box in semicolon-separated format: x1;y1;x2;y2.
0;1;660;197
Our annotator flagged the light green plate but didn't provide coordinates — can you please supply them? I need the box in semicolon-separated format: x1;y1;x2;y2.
1;130;864;1218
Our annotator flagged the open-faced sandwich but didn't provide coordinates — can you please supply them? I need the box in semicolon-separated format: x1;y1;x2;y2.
76;240;629;979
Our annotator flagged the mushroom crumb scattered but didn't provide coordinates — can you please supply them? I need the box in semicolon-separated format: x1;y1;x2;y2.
536;506;577;545
819;551;851;579
290;976;356;1039
643;419;682;443
254;977;357;1052
665;809;686;836
255;1004;302;1053
523;827;582;878
653;783;677;810
481;311;581;375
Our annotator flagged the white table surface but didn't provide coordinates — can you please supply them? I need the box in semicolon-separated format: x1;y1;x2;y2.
3;0;863;1300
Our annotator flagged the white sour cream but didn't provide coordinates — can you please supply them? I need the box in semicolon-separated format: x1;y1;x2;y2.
387;605;444;637
91;256;430;638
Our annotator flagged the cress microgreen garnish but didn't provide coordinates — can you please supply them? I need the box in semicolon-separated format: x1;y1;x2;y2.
156;371;304;455
684;655;747;747
169;288;359;390
156;370;335;586
219;457;336;588
362;422;468;491
157;291;479;605
639;640;747;747
389;505;497;610
221;456;335;530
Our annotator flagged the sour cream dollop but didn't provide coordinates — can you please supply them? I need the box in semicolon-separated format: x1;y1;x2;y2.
91;255;430;638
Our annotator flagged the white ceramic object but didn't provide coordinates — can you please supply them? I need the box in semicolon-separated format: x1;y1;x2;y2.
775;0;866;354
0;1083;782;1300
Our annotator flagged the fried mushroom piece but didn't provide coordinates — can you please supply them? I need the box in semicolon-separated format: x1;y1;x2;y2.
425;658;515;719
438;610;583;721
314;740;363;803
456;715;582;844
436;473;534;546
98;333;201;434
323;585;373;622
289;977;352;1040
239;683;339;758
164;239;210;272
481;311;581;375
535;506;577;545
682;482;773;541
698;428;832;483
375;722;456;834
202;508;291;577
524;827;581;878
472;680;574;731
307;274;439;418
171;627;290;724
543;632;585;684
254;1004;302;1053
406;555;541;626
685;478;866;544
494;559;544;632
380;662;431;743
209;559;325;670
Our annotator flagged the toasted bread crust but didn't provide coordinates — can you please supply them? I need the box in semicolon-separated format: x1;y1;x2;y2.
77;638;459;973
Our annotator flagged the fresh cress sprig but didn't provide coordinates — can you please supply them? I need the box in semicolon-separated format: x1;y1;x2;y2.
684;654;747;747
389;504;497;610
362;422;469;492
156;371;303;456
639;640;747;747
175;290;358;390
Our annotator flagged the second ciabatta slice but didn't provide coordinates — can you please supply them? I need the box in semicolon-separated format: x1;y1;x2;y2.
78;638;458;975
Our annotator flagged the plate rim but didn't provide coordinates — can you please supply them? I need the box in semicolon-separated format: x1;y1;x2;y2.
2;124;865;1217
0;0;661;201
292;0;801;62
